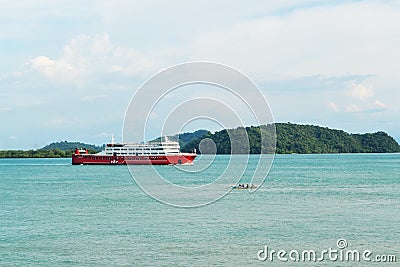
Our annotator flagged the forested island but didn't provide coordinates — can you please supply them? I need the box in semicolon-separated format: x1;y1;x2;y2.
181;123;400;154
0;123;399;158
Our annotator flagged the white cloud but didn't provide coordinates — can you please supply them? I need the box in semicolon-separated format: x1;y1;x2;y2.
1;1;400;148
347;83;374;100
327;102;340;112
23;2;400;86
28;56;73;79
190;1;400;82
343;99;388;113
340;83;389;113
374;100;387;109
27;33;159;84
346;104;362;113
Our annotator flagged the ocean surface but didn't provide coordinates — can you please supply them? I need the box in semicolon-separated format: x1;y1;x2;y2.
1;154;399;266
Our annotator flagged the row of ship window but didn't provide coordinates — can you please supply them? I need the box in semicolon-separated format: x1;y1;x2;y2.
83;156;165;160
105;152;179;155
107;148;177;151
105;153;169;155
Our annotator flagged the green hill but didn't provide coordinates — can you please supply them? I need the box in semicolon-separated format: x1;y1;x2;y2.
41;141;103;152
0;141;103;158
181;123;400;154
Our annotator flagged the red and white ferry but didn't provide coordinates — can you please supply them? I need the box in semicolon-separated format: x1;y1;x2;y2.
72;137;197;165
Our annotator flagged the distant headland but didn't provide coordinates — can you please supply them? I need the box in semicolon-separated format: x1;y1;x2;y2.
181;123;400;154
0;123;399;158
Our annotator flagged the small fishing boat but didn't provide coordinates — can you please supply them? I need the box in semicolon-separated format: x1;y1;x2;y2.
230;183;257;190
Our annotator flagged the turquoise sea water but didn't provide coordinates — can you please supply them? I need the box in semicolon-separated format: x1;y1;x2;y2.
1;154;399;266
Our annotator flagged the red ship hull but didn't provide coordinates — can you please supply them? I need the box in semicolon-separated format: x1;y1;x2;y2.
72;153;197;165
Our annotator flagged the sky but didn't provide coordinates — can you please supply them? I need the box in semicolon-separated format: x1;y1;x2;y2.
1;0;399;149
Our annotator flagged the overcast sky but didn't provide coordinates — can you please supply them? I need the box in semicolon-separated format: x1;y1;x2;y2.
1;0;399;149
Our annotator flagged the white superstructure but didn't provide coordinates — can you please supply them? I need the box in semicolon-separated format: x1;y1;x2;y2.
97;140;181;156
